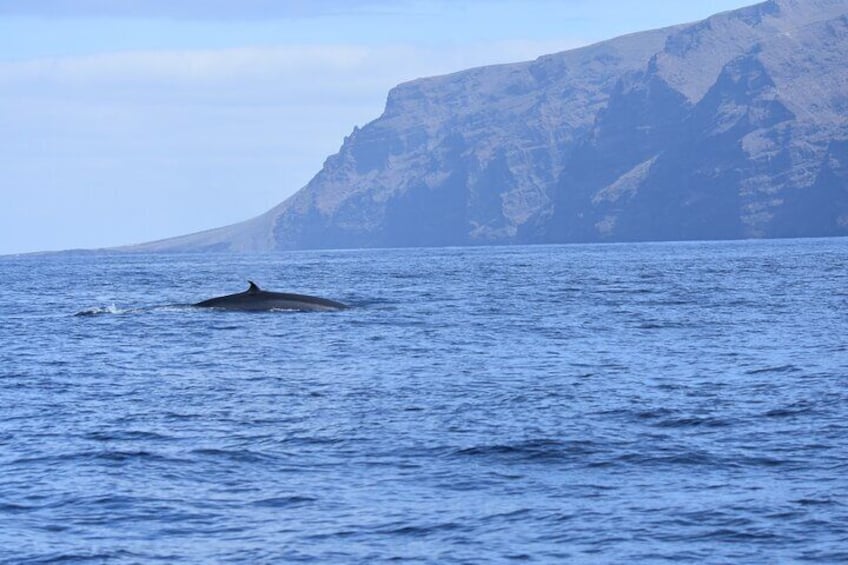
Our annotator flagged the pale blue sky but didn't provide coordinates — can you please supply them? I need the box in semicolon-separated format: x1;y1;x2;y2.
0;0;755;254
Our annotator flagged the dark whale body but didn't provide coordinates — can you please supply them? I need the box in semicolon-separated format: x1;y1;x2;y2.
194;281;348;312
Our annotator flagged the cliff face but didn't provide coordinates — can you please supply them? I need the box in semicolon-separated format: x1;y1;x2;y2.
541;0;848;243
132;0;848;252
268;25;674;250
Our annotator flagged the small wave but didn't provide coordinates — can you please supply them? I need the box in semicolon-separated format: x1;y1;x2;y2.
735;455;795;468
84;449;186;465
190;447;282;464
793;497;842;506
74;303;197;317
609;449;720;468
22;549;147;563
599;286;659;295
634;408;735;428
85;430;173;442
764;402;816;418
252;495;317;508
647;299;695;306
374;520;464;537
652;415;733;428
745;364;801;375
635;407;676;420
691;527;781;542
454;439;600;463
0;502;31;513
11;448;185;467
637;321;688;330
74;304;124;317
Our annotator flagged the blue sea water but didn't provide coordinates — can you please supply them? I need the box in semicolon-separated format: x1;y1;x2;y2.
1;239;847;563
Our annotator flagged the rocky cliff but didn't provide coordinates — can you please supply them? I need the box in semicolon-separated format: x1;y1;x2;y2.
133;0;848;252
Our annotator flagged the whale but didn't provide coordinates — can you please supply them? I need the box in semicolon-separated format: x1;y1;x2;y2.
194;281;348;312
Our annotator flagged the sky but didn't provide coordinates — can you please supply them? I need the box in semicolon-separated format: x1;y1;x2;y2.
0;0;757;255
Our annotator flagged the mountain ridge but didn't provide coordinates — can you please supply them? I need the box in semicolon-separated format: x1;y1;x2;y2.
126;0;848;252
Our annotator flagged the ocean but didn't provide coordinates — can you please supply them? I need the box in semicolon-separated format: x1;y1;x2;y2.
1;238;846;563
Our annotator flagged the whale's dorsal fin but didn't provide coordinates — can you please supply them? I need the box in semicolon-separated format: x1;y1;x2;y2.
247;280;261;293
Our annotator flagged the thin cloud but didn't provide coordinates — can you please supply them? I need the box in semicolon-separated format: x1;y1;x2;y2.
0;45;372;84
0;38;582;97
0;0;417;20
0;0;576;20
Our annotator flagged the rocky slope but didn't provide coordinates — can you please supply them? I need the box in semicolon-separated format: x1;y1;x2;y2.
132;0;848;252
